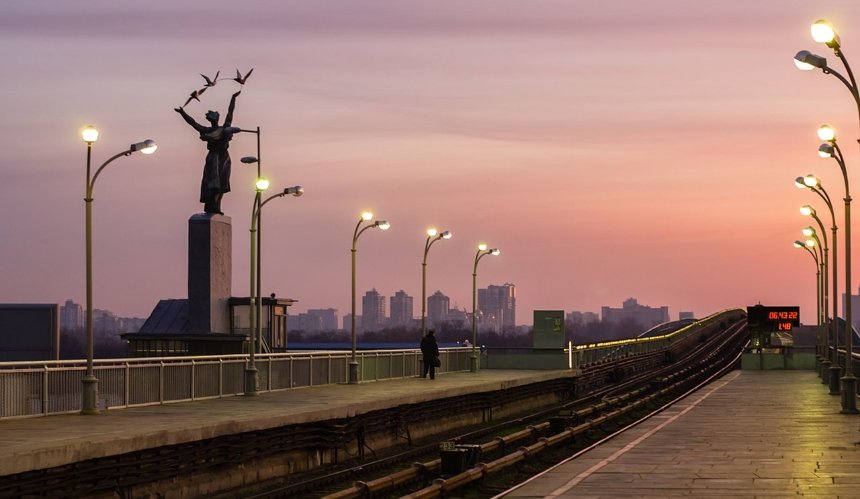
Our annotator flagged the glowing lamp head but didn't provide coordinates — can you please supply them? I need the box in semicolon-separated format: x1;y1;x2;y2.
794;50;827;70
130;139;157;154
812;20;840;48
818;124;836;142
81;125;99;143
490;248;500;256
478;243;488;252
255;178;270;191
794;240;805;248
802;226;815;237
819;144;835;158
376;220;390;230
427;228;438;237
800;205;815;216
795;176;808;189
805;239;816;248
361;211;373;221
803;174;820;188
441;230;452;239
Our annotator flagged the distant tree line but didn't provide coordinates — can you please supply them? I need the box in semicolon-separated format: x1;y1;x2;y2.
60;328;128;359
288;317;649;348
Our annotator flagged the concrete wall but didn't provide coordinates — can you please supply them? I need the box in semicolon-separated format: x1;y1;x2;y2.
741;353;816;370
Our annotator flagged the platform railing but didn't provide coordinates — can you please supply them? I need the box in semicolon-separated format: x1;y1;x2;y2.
0;347;472;419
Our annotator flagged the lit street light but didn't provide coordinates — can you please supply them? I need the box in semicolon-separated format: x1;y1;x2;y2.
471;243;500;373
350;211;390;384
81;125;156;415
796;176;842;388
421;228;452;336
802;227;826;326
245;179;303;395
801;204;837;378
795;18;858;414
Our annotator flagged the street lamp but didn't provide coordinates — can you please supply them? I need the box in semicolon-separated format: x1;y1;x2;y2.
471;243;500;373
795;18;859;414
796;176;842;387
802;227;826;325
801;203;837;377
350;211;390;384
245;179;303;395
795;240;821;332
421;228;452;336
81;125;156;415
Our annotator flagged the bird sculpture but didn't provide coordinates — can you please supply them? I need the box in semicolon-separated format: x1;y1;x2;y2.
183;87;208;107
233;68;254;86
200;71;220;87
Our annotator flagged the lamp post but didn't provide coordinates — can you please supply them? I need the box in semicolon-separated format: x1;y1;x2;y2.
350;212;390;384
795;19;858;414
802;226;828;325
471;243;500;373
795;239;822;328
802;228;826;325
421;228;452;336
245;179;303;395
801;203;837;376
239;127;263;349
81;125;156;415
796;175;843;388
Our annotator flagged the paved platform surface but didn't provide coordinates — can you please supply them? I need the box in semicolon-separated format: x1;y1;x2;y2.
0;369;571;477
501;370;860;498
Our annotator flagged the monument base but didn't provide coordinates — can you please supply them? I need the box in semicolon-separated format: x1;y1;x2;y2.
188;213;232;334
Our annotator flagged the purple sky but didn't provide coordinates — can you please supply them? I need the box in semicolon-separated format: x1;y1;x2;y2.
2;1;860;325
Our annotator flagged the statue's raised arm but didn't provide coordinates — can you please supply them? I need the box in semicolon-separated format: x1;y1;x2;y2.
223;91;241;127
175;106;207;134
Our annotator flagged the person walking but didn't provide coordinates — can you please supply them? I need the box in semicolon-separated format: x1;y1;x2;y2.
420;330;440;379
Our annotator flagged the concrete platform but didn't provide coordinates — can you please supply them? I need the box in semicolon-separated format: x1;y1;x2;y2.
0;369;572;477
501;370;860;498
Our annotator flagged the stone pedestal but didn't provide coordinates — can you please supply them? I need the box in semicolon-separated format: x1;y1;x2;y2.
188;214;232;334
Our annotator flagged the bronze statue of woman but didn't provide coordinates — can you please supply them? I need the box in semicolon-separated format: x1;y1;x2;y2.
175;90;241;215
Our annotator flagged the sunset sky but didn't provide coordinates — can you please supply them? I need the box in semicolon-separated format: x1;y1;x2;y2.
2;1;860;326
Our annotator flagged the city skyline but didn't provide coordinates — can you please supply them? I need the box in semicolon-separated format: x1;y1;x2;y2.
3;2;860;325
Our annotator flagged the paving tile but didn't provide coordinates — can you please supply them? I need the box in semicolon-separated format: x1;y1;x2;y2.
500;371;860;498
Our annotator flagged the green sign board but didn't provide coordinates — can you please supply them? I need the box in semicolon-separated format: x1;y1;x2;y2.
533;310;565;349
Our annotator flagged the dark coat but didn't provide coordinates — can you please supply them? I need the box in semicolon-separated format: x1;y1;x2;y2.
420;334;439;359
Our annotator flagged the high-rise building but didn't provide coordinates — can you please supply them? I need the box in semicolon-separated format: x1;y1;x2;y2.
427;291;450;328
60;299;83;330
306;308;339;331
601;298;669;329
361;289;386;332
566;311;599;326
343;313;361;332
389;290;413;328
295;309;338;332
478;283;516;332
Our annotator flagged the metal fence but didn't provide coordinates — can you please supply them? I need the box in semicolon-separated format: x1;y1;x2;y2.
570;309;744;368
0;348;472;420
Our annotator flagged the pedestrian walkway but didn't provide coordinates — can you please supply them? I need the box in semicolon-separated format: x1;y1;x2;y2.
0;369;571;477
500;370;860;498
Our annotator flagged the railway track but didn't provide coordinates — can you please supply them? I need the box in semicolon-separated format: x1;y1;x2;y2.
238;314;747;499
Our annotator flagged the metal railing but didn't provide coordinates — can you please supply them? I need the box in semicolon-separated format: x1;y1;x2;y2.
0;348;472;420
570;309;744;368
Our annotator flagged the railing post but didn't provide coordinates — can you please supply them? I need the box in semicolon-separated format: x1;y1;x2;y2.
42;365;49;415
190;359;196;401
218;359;224;397
159;361;165;404
124;362;130;408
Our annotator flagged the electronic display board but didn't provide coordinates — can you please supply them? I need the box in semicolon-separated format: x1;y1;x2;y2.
746;305;800;348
